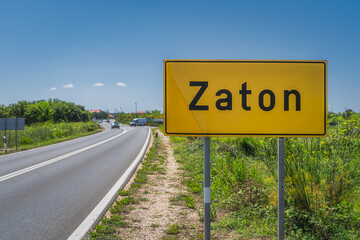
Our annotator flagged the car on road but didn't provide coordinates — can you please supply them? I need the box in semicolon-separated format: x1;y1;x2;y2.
111;121;120;129
130;118;147;127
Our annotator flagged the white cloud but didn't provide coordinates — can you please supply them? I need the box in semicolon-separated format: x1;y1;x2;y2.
116;82;127;87
94;83;104;87
63;83;74;88
50;87;56;91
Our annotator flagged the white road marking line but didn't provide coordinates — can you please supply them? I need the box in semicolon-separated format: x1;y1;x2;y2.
0;128;133;183
67;128;151;240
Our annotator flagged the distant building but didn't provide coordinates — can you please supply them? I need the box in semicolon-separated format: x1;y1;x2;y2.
89;109;101;113
137;111;146;114
109;114;114;119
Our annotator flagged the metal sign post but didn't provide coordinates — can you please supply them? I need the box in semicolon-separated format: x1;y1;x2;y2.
16;118;18;150
3;136;7;152
4;118;7;152
278;137;285;240
204;137;211;240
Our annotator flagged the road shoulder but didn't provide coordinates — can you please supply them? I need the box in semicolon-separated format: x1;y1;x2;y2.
89;129;203;239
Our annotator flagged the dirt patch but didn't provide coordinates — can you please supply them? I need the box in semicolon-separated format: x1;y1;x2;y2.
98;131;203;239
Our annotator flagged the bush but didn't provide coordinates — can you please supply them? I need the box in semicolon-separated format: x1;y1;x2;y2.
20;137;33;145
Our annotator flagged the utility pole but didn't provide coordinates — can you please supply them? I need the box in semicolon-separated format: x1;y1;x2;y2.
135;102;137;114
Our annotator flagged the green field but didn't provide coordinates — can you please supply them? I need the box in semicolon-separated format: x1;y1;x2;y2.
171;111;360;239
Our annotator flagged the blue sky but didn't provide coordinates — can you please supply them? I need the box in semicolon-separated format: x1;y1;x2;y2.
0;0;359;113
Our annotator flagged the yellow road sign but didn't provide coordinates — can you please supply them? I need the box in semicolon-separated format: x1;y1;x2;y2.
164;60;327;137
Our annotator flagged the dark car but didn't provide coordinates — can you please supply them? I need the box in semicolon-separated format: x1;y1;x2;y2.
111;121;120;129
130;118;147;127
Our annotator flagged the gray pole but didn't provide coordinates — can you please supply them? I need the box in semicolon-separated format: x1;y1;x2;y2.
204;137;211;240
155;132;158;148
16;118;18;150
278;137;285;240
4;119;7;152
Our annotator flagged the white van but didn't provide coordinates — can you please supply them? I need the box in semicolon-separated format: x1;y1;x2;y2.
130;118;147;127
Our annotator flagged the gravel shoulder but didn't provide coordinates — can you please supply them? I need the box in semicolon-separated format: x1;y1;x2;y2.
90;130;203;239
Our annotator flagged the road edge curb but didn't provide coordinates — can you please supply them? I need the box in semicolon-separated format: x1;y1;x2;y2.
67;128;152;240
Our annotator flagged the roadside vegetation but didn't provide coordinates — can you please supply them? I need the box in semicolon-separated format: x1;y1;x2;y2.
171;110;360;239
0;121;100;153
115;110;163;126
0;99;101;153
0;99;90;124
90;128;203;240
87;110;359;239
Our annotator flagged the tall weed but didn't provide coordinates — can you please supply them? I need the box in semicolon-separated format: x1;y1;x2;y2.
171;112;360;238
257;113;360;238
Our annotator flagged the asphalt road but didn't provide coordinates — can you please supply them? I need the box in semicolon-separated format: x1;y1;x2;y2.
0;123;150;240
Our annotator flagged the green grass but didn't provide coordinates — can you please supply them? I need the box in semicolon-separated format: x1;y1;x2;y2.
118;190;129;196
0;121;101;154
151;223;160;228
109;197;138;214
157;124;164;134
171;111;360;239
170;193;196;209
166;223;180;235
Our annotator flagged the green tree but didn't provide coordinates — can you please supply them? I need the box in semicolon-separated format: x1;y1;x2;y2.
3;98;90;124
24;104;41;124
91;111;108;120
7;101;28;117
0;105;8;118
